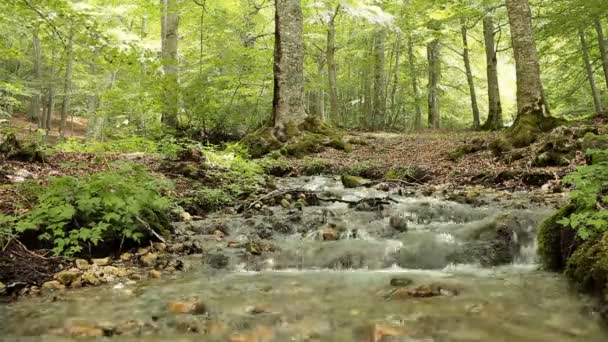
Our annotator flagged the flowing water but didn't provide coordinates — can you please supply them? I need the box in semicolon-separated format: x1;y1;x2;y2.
1;177;607;341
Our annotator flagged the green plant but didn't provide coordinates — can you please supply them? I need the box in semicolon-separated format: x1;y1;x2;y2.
558;160;608;240
13;163;173;256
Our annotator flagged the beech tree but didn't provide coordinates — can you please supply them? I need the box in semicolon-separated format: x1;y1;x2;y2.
505;0;554;146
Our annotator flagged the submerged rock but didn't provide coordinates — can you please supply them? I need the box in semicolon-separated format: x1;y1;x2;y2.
389;215;408;232
167;300;207;315
390;277;413;287
205;253;230;269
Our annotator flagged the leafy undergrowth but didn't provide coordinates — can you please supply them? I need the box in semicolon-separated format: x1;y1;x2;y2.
1;163;172;256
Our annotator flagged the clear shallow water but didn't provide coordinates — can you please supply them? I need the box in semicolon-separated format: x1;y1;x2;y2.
1;177;606;341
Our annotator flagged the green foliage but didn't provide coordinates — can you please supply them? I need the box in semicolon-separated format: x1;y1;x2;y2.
54;137;160;154
558;161;608;240
11;163;173;256
256;157;292;176
344;161;385;179
185;188;234;212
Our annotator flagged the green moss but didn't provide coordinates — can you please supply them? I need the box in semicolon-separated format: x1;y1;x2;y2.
256;157;292;176
327;137;353;153
586;149;608;165
488;137;513;157
345;161;385;179
533;151;570;167
581;133;608;152
538;205;576;271
301;157;332;175
241;128;283;158
348;138;369;146
507;113;561;148
281;133;326;158
341;175;366;188
384;166;429;183
565;232;608;294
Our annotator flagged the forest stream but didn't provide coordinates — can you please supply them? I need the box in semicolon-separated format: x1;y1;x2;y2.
1;176;607;341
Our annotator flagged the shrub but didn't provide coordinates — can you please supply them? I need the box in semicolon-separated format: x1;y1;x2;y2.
12;163;173;256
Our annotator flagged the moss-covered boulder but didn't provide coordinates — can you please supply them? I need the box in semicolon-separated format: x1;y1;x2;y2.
241;128;284;159
581;132;608;152
565;233;608;295
341;175;367;188
384;166;430;183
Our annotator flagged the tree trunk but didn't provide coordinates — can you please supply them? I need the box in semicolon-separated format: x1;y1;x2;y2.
505;0;552;147
372;30;386;130
30;25;41;122
408;37;422;130
161;0;179;130
272;0;307;139
481;14;503;130
427;38;441;129
326;4;339;121
60;27;74;135
595;19;608;90
580;30;603;115
461;21;480;129
389;36;402;126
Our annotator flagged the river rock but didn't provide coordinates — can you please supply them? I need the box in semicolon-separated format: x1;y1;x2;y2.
148;270;162;279
120;253;134;261
390;277;413;287
206;253;230;269
92;257;112;266
54;270;82;285
389;215;408;232
355;323;409;342
140;253;159;267
153;242;167;252
75;259;90;269
167;300;207;315
280;198;292;208
341;175;366;188
0;282;5;292
81;270;101;286
321;227;339;241
41;280;65;291
228;326;274;342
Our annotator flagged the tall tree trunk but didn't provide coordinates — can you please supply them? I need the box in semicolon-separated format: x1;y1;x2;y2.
326;4;339;121
505;0;552;147
30;25;41;122
272;0;307;139
372;30;386;130
44;33;57;132
427;38;441;129
595;19;608;90
461;20;480;129
60;27;74;135
408;37;422;130
161;0;179;130
389;36;402;126
580;30;603;115
481;14;503;130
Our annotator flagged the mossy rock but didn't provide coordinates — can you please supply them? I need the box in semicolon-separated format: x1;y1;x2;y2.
341;175;367;188
538;205;577;271
327;137;353;153
565;232;608;295
345;161;385;179
256;157;292;177
581;133;608;152
281;133;326;158
241;128;283;159
301;158;332;176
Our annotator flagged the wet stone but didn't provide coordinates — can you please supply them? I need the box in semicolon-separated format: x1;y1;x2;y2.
54;271;81;285
389;215;408;232
140;253;159;267
75;259;90;269
206;253;230;269
390;277;413;287
41;280;65;291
